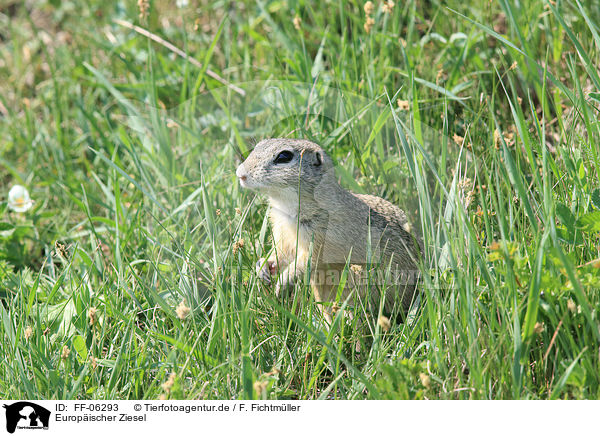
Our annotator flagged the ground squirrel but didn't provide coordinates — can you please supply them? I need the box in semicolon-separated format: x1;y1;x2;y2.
236;138;421;321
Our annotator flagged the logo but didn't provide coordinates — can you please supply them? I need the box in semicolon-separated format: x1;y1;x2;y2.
2;402;50;434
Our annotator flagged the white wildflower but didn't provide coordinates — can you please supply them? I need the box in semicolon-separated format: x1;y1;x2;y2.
8;185;33;212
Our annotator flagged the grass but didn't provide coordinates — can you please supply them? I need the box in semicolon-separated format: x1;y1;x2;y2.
0;0;599;399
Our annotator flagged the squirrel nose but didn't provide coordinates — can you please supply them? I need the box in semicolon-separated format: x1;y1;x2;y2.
236;164;248;181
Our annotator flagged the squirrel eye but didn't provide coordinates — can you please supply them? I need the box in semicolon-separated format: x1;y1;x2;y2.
273;150;294;164
314;152;322;166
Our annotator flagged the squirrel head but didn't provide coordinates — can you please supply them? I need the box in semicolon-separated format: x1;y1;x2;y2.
236;139;337;204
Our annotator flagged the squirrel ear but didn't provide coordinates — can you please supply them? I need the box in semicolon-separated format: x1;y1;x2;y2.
314;151;322;166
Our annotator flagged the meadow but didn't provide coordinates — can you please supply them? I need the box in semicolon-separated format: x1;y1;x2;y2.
0;0;599;399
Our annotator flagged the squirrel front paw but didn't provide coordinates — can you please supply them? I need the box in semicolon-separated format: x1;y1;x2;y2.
256;258;276;284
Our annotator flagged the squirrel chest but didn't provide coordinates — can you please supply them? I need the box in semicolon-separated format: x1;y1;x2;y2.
268;202;312;262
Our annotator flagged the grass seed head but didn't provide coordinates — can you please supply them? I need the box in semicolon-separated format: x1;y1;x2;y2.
176;300;191;320
233;238;245;255
24;326;33;340
397;99;410;111
419;373;431;389
88;307;98;326
364;17;375;34
61;345;70;360
457;177;472;192
534;322;545;334
493;128;502;149
331;302;341;315
162;373;176;393
382;1;395;13
436;68;445;84
378;315;391;332
293;16;302;30
253;380;268;398
350;264;363;273
453;133;464;145
419;372;431;389
137;0;149;21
